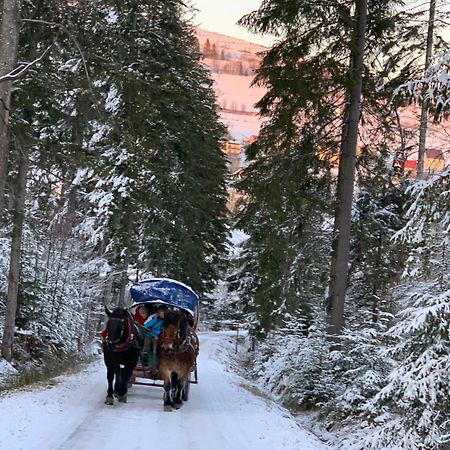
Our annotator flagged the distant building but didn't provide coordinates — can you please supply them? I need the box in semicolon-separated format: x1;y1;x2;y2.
424;148;446;173
404;148;446;177
246;135;258;145
221;140;242;174
220;140;244;214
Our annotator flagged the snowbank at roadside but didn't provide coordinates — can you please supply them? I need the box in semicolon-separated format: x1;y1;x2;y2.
0;357;19;387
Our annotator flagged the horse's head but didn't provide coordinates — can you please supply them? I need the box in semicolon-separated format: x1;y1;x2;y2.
158;311;185;351
104;307;129;348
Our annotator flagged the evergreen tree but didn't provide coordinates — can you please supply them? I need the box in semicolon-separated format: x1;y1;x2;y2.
1;0;228;362
358;45;450;449
348;147;409;323
366;169;450;444
76;0;228;298
235;0;412;335
234;133;332;335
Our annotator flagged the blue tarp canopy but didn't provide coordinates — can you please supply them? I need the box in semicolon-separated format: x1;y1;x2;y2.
129;278;199;317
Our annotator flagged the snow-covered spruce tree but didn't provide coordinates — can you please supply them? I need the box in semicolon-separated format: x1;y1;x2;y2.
0;0;113;363
322;312;394;424
233;134;333;335
234;0;414;335
245;311;337;409
228;1;450;422
349;147;409;324
380;1;450;91
355;49;450;449
313;150;410;425
241;306;390;418
76;0;228;302
395;48;450;120
136;2;229;297
361;170;450;449
1;0;228;363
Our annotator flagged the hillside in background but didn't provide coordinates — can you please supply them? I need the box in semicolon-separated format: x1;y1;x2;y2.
196;29;266;143
196;28;450;172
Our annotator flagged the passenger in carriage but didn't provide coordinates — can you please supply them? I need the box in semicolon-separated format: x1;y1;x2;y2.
141;305;168;367
100;328;107;341
133;305;149;326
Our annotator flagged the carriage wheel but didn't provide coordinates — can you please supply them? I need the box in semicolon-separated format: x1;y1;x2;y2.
182;374;191;401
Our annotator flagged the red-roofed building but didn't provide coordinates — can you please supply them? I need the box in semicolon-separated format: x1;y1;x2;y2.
404;148;446;177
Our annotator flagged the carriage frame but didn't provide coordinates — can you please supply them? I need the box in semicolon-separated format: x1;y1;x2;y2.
128;278;199;391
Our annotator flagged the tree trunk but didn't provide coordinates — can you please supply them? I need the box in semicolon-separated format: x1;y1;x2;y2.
0;0;22;219
117;212;132;308
417;0;436;179
117;249;130;308
1;143;29;361
326;0;368;340
371;233;383;323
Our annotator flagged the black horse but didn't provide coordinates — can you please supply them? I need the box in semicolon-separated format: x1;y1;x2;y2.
102;306;142;405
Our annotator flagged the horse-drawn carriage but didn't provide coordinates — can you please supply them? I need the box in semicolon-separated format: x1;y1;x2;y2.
102;278;200;410
129;278;199;387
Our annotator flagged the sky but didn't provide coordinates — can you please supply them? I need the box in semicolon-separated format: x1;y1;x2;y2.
192;1;450;48
192;0;275;47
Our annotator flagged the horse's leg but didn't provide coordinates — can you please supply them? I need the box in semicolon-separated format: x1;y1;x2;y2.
118;362;135;403
128;352;139;388
180;357;195;402
163;380;172;411
105;363;115;405
173;372;183;407
113;366;125;402
161;369;174;411
114;366;122;397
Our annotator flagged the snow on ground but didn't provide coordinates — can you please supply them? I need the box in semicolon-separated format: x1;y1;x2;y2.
0;357;18;389
0;331;329;450
213;73;266;114
219;109;263;142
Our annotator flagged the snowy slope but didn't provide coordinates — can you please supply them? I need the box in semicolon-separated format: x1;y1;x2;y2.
196;29;266;142
197;28;450;166
0;332;329;450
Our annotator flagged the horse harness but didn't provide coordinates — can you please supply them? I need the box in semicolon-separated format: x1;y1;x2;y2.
160;324;199;356
106;312;140;352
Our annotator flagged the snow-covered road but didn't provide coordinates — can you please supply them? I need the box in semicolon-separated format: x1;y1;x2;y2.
0;332;329;450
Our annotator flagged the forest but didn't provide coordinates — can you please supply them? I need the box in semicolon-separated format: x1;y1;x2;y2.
1;0;450;448
0;0;228;373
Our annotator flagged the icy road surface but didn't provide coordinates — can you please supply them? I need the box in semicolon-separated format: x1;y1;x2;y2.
0;332;329;450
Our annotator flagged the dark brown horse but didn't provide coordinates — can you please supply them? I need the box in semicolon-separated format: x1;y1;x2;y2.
157;311;199;410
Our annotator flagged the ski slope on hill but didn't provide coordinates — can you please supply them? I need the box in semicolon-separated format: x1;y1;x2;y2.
0;332;329;450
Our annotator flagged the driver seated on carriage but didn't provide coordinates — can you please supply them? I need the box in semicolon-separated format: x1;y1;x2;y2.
141;304;169;367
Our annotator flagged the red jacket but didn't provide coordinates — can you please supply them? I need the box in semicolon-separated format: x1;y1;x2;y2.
134;306;148;325
134;313;146;326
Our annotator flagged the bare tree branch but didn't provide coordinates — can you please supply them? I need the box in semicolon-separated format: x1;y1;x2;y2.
21;18;91;85
0;45;53;83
